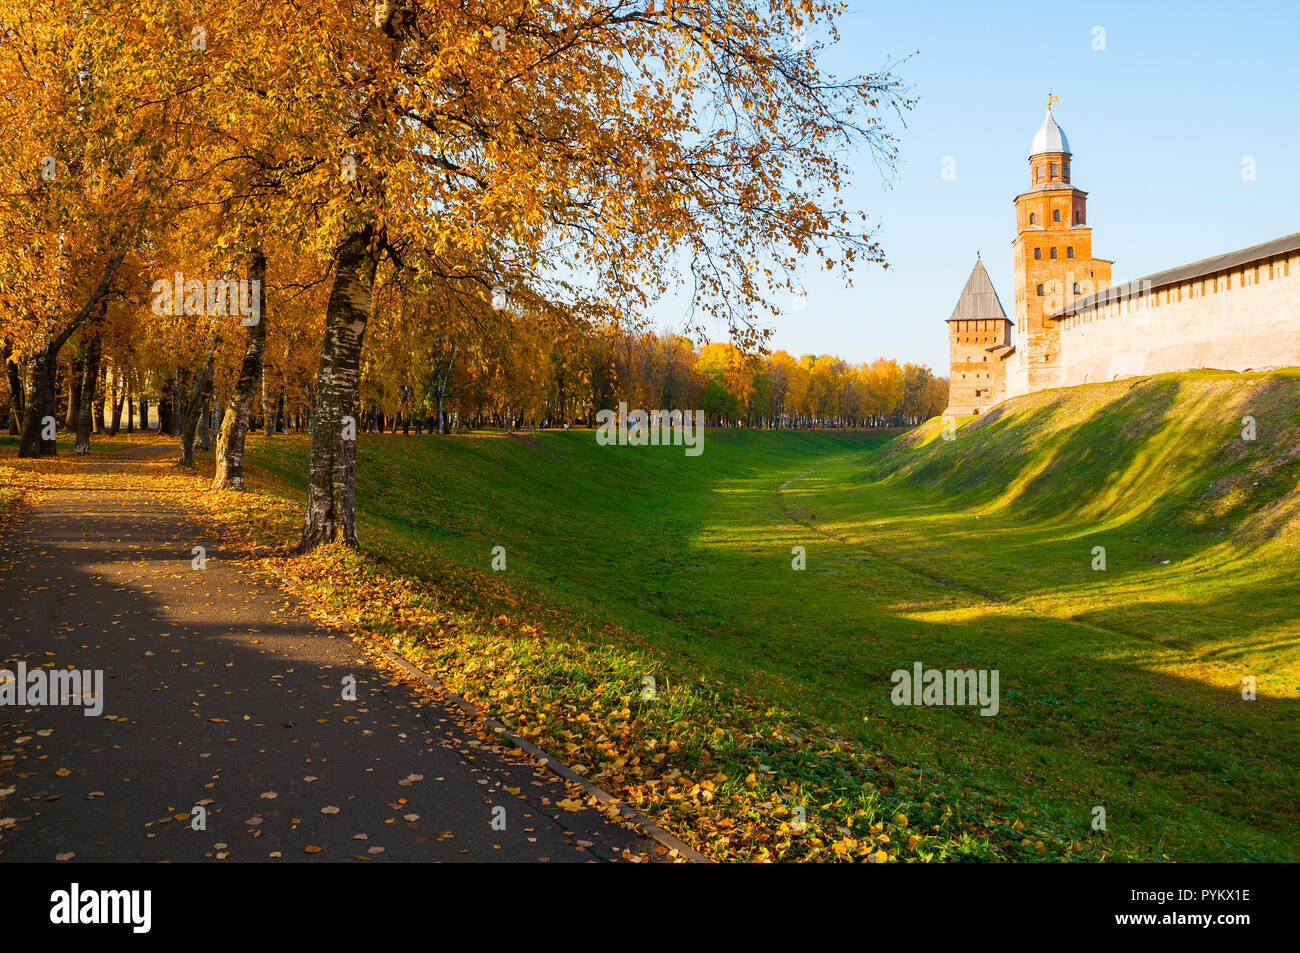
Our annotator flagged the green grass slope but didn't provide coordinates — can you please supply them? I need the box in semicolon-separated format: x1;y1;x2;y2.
214;371;1298;860
877;368;1300;542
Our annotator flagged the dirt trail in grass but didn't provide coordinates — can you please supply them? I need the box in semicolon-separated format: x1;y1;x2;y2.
772;466;1007;598
771;467;1136;637
0;443;659;862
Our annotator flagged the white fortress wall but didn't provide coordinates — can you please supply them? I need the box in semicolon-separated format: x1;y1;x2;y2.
1003;346;1029;399
1054;251;1300;387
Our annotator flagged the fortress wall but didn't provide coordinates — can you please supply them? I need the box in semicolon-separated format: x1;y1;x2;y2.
1054;251;1300;387
1003;346;1029;400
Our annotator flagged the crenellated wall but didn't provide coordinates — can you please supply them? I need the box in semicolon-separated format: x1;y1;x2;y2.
1053;251;1300;387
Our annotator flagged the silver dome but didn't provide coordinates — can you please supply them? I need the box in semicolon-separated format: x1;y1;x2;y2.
1031;106;1071;156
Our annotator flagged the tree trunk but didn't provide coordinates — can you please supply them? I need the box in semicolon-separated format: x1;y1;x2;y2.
139;392;149;432
93;364;106;433
74;320;103;454
109;373;124;435
18;349;58;457
67;355;85;431
2;339;22;435
16;247;126;456
169;370;182;436
213;249;268;489
158;378;172;434
196;395;213;452
126;388;134;433
178;321;222;467
300;227;378;552
261;370;273;437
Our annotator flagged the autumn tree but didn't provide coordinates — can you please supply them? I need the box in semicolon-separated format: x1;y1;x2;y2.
175;0;908;549
0;4;203;456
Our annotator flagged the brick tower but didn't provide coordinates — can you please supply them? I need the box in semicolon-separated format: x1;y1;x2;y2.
945;256;1013;415
1011;98;1111;392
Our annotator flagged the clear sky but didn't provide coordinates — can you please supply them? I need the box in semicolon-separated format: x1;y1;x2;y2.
667;0;1300;373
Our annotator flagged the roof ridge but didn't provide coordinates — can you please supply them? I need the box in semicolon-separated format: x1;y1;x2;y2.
1055;231;1300;317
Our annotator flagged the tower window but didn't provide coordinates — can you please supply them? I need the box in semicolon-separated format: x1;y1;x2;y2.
1063;162;1070;181
1075;210;1082;224
1067;247;1074;258
1036;284;1045;296
1036;163;1044;180
1034;248;1042;260
1050;247;1058;259
1050;163;1057;177
1053;209;1061;222
1073;282;1081;294
1029;213;1036;225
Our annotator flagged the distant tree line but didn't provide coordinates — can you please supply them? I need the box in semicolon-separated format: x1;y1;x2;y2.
2;322;948;440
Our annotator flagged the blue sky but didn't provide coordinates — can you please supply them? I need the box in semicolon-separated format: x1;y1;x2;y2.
671;0;1300;372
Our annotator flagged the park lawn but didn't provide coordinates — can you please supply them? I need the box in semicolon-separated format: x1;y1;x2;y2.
189;373;1299;862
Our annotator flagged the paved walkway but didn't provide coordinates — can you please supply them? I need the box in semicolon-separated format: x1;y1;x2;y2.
0;444;657;862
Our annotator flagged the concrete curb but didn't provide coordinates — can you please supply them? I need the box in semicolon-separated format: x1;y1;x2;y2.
250;556;712;864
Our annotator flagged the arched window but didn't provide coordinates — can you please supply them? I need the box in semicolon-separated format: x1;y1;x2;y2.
1066;247;1074;258
1029;213;1036;225
1075;210;1082;224
1052;209;1061;222
1036;283;1045;296
1034;248;1042;260
1050;162;1057;177
1050;247;1058;259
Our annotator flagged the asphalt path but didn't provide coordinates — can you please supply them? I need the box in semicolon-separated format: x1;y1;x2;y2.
0;443;659;863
